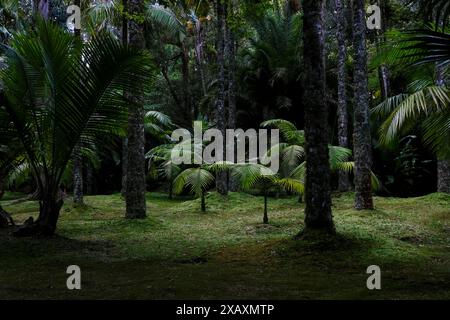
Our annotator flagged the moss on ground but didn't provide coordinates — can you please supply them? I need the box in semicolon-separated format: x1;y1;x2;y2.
0;191;449;299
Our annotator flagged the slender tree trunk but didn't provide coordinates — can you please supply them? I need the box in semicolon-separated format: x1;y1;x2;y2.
376;0;390;100
169;180;173;200
263;194;268;224
335;0;351;192
201;191;206;212
353;0;374;210
85;161;94;195
215;0;228;195
302;0;334;233
72;144;83;205
125;0;147;219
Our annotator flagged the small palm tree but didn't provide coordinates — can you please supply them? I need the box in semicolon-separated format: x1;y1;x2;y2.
207;162;304;224
173;167;215;212
234;164;303;224
0;20;153;236
146;143;182;199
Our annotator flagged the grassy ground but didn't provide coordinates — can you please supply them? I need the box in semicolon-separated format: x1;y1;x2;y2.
0;191;449;299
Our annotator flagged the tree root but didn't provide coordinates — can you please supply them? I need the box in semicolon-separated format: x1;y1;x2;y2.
13;217;55;237
0;205;15;228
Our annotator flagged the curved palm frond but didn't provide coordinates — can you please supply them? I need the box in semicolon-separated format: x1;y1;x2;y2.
173;167;214;197
261;119;304;145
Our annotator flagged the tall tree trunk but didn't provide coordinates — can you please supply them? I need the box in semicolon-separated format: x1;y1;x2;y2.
353;0;374;210
125;0;147;219
72;144;83;205
121;0;128;199
181;42;195;121
436;65;450;193
376;0;390;101
335;0;351;192
215;0;228;195
302;0;334;233
226;1;238;192
72;3;83;205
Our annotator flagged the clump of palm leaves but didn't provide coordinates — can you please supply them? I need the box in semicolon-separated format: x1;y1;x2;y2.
0;19;154;236
260;119;380;191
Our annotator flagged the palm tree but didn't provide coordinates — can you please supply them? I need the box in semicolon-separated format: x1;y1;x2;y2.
373;76;450;193
302;0;334;233
334;0;351;191
260;119;378;199
233;163;303;224
173;167;215;212
352;0;374;210
0;20;153;236
125;0;148;219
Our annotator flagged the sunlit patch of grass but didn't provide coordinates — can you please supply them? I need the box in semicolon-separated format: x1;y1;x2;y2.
0;191;449;299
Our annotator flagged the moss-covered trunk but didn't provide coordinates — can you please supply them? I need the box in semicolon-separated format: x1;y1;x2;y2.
125;0;147;219
302;0;334;233
352;0;374;210
335;0;351;192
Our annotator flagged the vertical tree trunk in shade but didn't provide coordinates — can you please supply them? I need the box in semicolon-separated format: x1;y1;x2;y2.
334;0;351;192
435;66;450;193
353;0;374;210
376;0;390;101
125;0;147;218
121;137;128;197
201;191;206;212
121;0;128;199
181;42;195;121
226;1;238;192
302;0;334;233
72;144;83;204
85;161;94;195
72;4;83;205
437;160;450;193
263;194;268;224
215;0;228;195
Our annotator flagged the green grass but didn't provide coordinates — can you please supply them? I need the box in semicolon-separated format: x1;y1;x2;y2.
0;191;449;299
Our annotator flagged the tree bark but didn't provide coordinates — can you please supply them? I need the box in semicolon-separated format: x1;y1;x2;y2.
353;0;374;210
215;0;228;195
125;0;147;219
302;0;334;233
435;66;450;193
437;160;450;193
181;42;195;121
14;193;63;237
335;0;351;192
121;137;128;197
226;2;238;192
72;144;83;205
263;194;268;224
201;191;206;212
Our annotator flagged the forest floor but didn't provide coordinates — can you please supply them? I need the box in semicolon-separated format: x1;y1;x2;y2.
0;191;449;299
